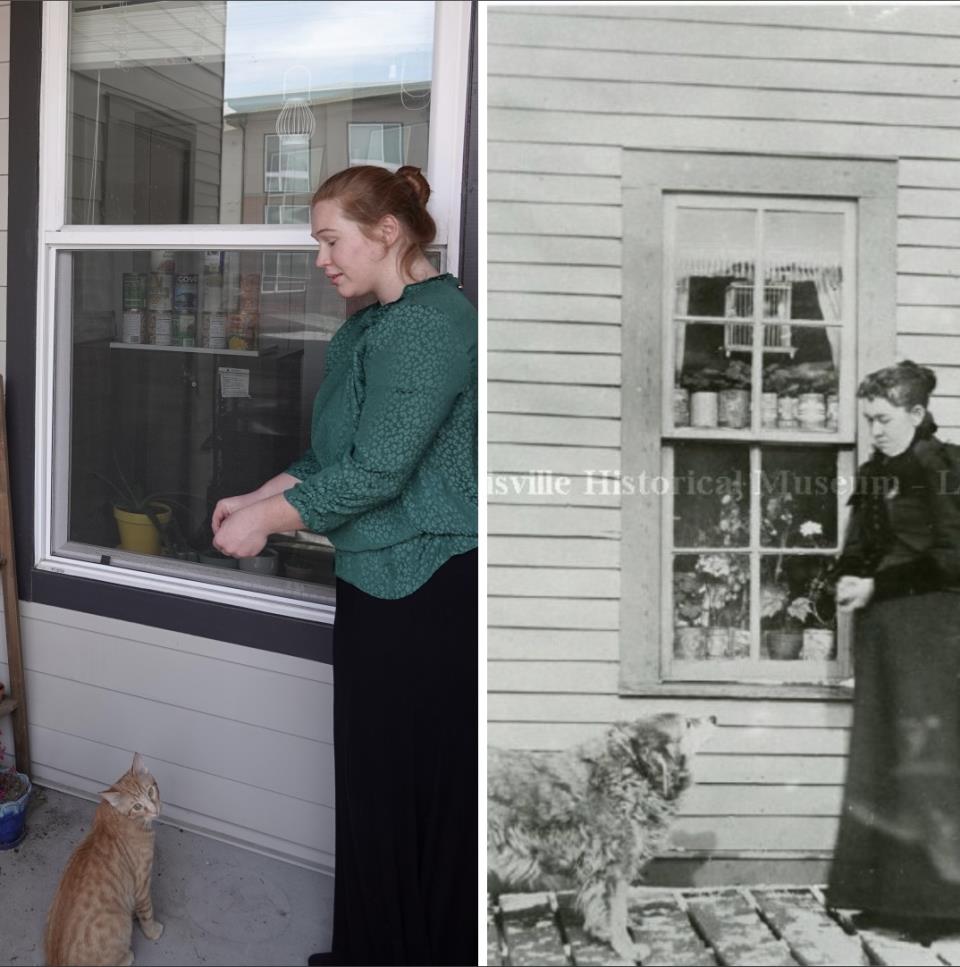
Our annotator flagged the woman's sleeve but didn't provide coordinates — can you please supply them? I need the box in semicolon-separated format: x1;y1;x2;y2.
872;451;960;598
284;450;320;482
831;493;868;579
282;306;469;535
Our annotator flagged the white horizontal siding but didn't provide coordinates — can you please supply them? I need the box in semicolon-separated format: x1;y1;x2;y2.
489;5;960;862
0;602;334;871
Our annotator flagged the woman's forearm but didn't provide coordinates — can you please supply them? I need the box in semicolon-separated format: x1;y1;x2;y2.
254;472;302;502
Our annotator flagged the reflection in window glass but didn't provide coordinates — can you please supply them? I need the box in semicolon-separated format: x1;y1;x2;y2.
67;0;435;224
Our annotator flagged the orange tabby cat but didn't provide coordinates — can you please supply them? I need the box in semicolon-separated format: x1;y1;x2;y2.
44;752;164;967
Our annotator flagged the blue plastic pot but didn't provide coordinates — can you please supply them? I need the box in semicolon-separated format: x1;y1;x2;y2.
0;773;32;849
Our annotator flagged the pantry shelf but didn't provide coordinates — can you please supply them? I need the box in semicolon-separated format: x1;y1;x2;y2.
108;343;273;357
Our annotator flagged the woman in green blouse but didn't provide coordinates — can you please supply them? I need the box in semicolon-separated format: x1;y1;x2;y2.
211;165;477;967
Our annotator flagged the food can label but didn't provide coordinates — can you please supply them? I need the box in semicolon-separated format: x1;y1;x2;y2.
174;311;196;347
121;309;143;343
122;273;146;309
150;250;176;273
174;274;198;311
150;311;173;346
201;311;227;349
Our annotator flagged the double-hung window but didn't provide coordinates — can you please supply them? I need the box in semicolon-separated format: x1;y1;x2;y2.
620;151;897;693
35;0;473;627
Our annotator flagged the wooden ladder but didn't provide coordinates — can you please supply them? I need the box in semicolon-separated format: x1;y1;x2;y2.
0;374;30;776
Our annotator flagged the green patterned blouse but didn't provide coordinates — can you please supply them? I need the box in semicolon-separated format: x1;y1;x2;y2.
283;273;478;599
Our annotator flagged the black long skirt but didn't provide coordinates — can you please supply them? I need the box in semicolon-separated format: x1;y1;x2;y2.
827;591;960;919
327;548;478;966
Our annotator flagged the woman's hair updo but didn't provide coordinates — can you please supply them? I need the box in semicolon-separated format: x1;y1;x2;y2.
857;359;937;409
312;164;436;276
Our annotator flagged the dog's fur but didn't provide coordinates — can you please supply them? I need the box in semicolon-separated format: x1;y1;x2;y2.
488;713;717;965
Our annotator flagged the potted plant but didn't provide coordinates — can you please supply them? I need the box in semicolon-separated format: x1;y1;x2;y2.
682;368;725;428
695;552;749;658
765;363;802;428
93;459;192;556
718;359;751;429
761;582;806;659
792;559;837;660
673;571;706;659
0;739;31;850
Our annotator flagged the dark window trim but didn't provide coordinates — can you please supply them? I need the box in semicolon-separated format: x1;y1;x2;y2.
6;3;476;661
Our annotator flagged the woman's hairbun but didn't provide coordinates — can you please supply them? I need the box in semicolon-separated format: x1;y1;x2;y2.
397;165;431;208
858;358;937;408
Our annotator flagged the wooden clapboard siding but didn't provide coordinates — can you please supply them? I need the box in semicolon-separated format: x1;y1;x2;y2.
489;6;960;863
0;602;335;871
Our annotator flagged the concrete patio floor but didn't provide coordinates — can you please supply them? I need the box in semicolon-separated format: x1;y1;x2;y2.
0;784;334;967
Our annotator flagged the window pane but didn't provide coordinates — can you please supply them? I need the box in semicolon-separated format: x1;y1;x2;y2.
764;211;845;320
673;207;755;320
759;447;839;549
67;0;435;224
57;248;356;596
760;554;837;661
673;553;751;661
761;328;840;433
673;443;750;548
673;322;752;429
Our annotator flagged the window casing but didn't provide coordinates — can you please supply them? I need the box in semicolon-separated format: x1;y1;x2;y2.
620;150;898;695
35;0;473;626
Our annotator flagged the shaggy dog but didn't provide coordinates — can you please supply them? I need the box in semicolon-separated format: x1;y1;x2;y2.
488;713;717;965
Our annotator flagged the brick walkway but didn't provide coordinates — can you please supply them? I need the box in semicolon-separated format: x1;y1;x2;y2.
488;886;960;966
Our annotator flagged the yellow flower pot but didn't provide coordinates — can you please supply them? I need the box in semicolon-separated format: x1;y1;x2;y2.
113;503;172;556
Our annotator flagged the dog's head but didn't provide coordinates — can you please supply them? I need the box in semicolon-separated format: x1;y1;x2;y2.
605;713;718;800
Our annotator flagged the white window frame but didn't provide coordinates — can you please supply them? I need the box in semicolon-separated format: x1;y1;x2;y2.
34;0;472;623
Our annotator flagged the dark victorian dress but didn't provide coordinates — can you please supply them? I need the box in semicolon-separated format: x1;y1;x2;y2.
827;419;960;920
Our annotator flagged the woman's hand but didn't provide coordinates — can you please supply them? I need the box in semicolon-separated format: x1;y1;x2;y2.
211;503;270;559
211;492;261;534
837;576;875;612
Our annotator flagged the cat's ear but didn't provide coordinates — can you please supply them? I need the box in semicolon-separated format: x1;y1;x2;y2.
100;789;124;809
131;752;148;776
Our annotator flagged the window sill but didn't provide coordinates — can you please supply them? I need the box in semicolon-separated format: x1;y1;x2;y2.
621;681;854;701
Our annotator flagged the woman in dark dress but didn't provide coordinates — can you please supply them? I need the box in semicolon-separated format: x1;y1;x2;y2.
827;360;960;932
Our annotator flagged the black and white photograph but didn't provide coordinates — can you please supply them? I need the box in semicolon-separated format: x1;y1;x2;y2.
487;3;960;964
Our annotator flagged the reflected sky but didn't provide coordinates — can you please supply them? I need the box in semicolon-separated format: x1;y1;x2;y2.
223;0;434;101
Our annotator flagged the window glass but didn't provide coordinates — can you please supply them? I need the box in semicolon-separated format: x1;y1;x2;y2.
666;196;854;680
56;247;362;596
67;0;435;224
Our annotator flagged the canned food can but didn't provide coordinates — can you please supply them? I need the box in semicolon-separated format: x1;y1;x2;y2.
174;311;197;347
121;309;144;344
122;273;146;310
227;311;258;351
147;272;174;310
203;250;223;275
150;250;176;273
174;274;198;311
150;311;173;346
200;274;224;311
798;392;826;430
201;311;227;349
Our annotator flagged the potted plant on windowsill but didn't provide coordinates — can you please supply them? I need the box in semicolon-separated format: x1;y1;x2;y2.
673;571;706;659
695;552;749;659
0;740;31;850
717;359;752;429
93;460;193;557
681;367;726;428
